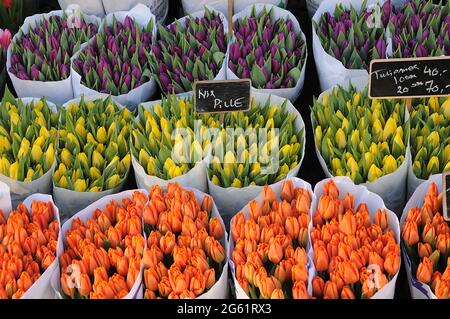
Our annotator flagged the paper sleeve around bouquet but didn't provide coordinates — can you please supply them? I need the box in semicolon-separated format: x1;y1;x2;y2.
234;0;289;14
6;10;101;105
310;176;401;298
227;4;307;102
311;76;410;215
0;95;58;208
70;4;157;110
208;91;306;224
312;0;391;92
0;181;63;299
58;0;106;17
131;94;208;194
228;177;315;299
142;185;229;299
53;94;131;221
181;0;229;17
52;189;148;299
400;174;442;299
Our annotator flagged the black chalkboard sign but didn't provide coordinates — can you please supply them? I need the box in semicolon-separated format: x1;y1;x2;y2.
369;56;450;99
194;79;251;114
444;171;450;222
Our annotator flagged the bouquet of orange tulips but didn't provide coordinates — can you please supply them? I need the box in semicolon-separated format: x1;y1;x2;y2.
142;183;228;299
310;178;401;299
0;191;61;299
230;178;314;299
59;190;148;299
401;175;450;299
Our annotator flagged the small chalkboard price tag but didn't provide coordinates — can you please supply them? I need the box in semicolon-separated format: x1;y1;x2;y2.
194;79;251;114
443;171;450;222
368;56;450;99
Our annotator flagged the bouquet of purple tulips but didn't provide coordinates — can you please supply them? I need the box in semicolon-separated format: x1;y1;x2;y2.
313;0;391;71
228;5;306;94
148;7;229;94
9;13;98;82
73;15;154;97
390;0;450;58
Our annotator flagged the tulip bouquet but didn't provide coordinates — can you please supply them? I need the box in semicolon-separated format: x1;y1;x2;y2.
401;179;450;299
0;196;60;299
0;88;58;204
313;0;391;70
230;179;313;299
54;96;132;216
131;95;221;193
310;178;400;299
389;0;450;58
60;190;148;299
228;5;306;99
142;183;227;299
148;7;229;94
312;81;409;213
209;98;304;188
72;14;154;100
410;97;450;183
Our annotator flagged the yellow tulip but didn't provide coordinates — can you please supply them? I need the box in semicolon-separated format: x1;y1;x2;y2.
39;126;50;139
368;164;383;182
426;156;439;175
382;155;398;175
31;144;43;162
74;179;87;192
315;126;323;145
211;175;221;186
331;158;341;171
231;178;242;188
442;97;450;119
0;157;10;175
224;151;236;164
426;131;440;149
34;136;45;147
92;150;105;169
106;174;121;189
383;118;397;141
61;148;72;167
0;136;11;153
139;149;150;166
335;128;347;149
90;167;101;180
9;162;19;180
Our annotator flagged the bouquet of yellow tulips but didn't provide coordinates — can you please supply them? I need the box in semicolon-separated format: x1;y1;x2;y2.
409;97;450;197
131;94;221;193
0;87;57;204
53;95;132;218
311;80;409;214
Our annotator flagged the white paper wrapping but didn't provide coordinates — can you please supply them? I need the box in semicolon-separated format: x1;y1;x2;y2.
155;6;229;95
52;189;148;299
141;186;229;299
227;4;306;102
234;0;288;13
0;182;63;299
181;0;229;17
208;91;306;225
312;0;392;92
6;10;101;105
58;0;106;17
70;4;157;110
310;176;401;298
400;174;442;299
227;177;315;298
312;77;409;215
53;94;131;221
0;98;58;208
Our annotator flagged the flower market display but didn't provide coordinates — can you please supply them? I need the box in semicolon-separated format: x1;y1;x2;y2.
310;178;401;299
72;6;156;107
311;81;409;214
148;7;228;94
0;195;60;299
0;89;58;204
228;5;306;100
401;179;450;299
142;183;227;299
230;179;313;299
59;190;147;299
409;97;450;195
7;10;99;104
54;96;132;217
389;0;450;58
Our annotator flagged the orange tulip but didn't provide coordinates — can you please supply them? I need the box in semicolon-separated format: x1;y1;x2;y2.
259;276;278;299
261;185;276;205
281;180;294;202
431;271;442;292
324;179;339;199
168;265;188;294
323;280;339;299
77;273;92;297
97;213;112;233
106;227;121;249
416;257;433;284
208;239;225;264
208;217;224;240
285;216;299;239
436;234;450;257
268;241;283;264
93;266;108;285
368;252;385;273
248;200;262;221
339;211;357;236
402;220;419;246
341;285;355;299
256;243;269;262
341;193;354;211
291;263;308;284
231;212;245;242
143;204;158;227
292;280;308;299
435;280;449;298
374;209;389;231
293;247;308;265
144;267;160;291
295;193;311;215
271;288;284;299
384;252;400;276
189;272;206;296
350;250;366;270
340;261;359;285
173;246;190;269
312;276;325;298
191;252;210;273
314;246;329;272
200;195;213;214
422;222;436;246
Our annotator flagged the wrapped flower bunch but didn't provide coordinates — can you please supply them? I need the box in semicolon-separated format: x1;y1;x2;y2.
231;180;313;299
142;183;226;299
